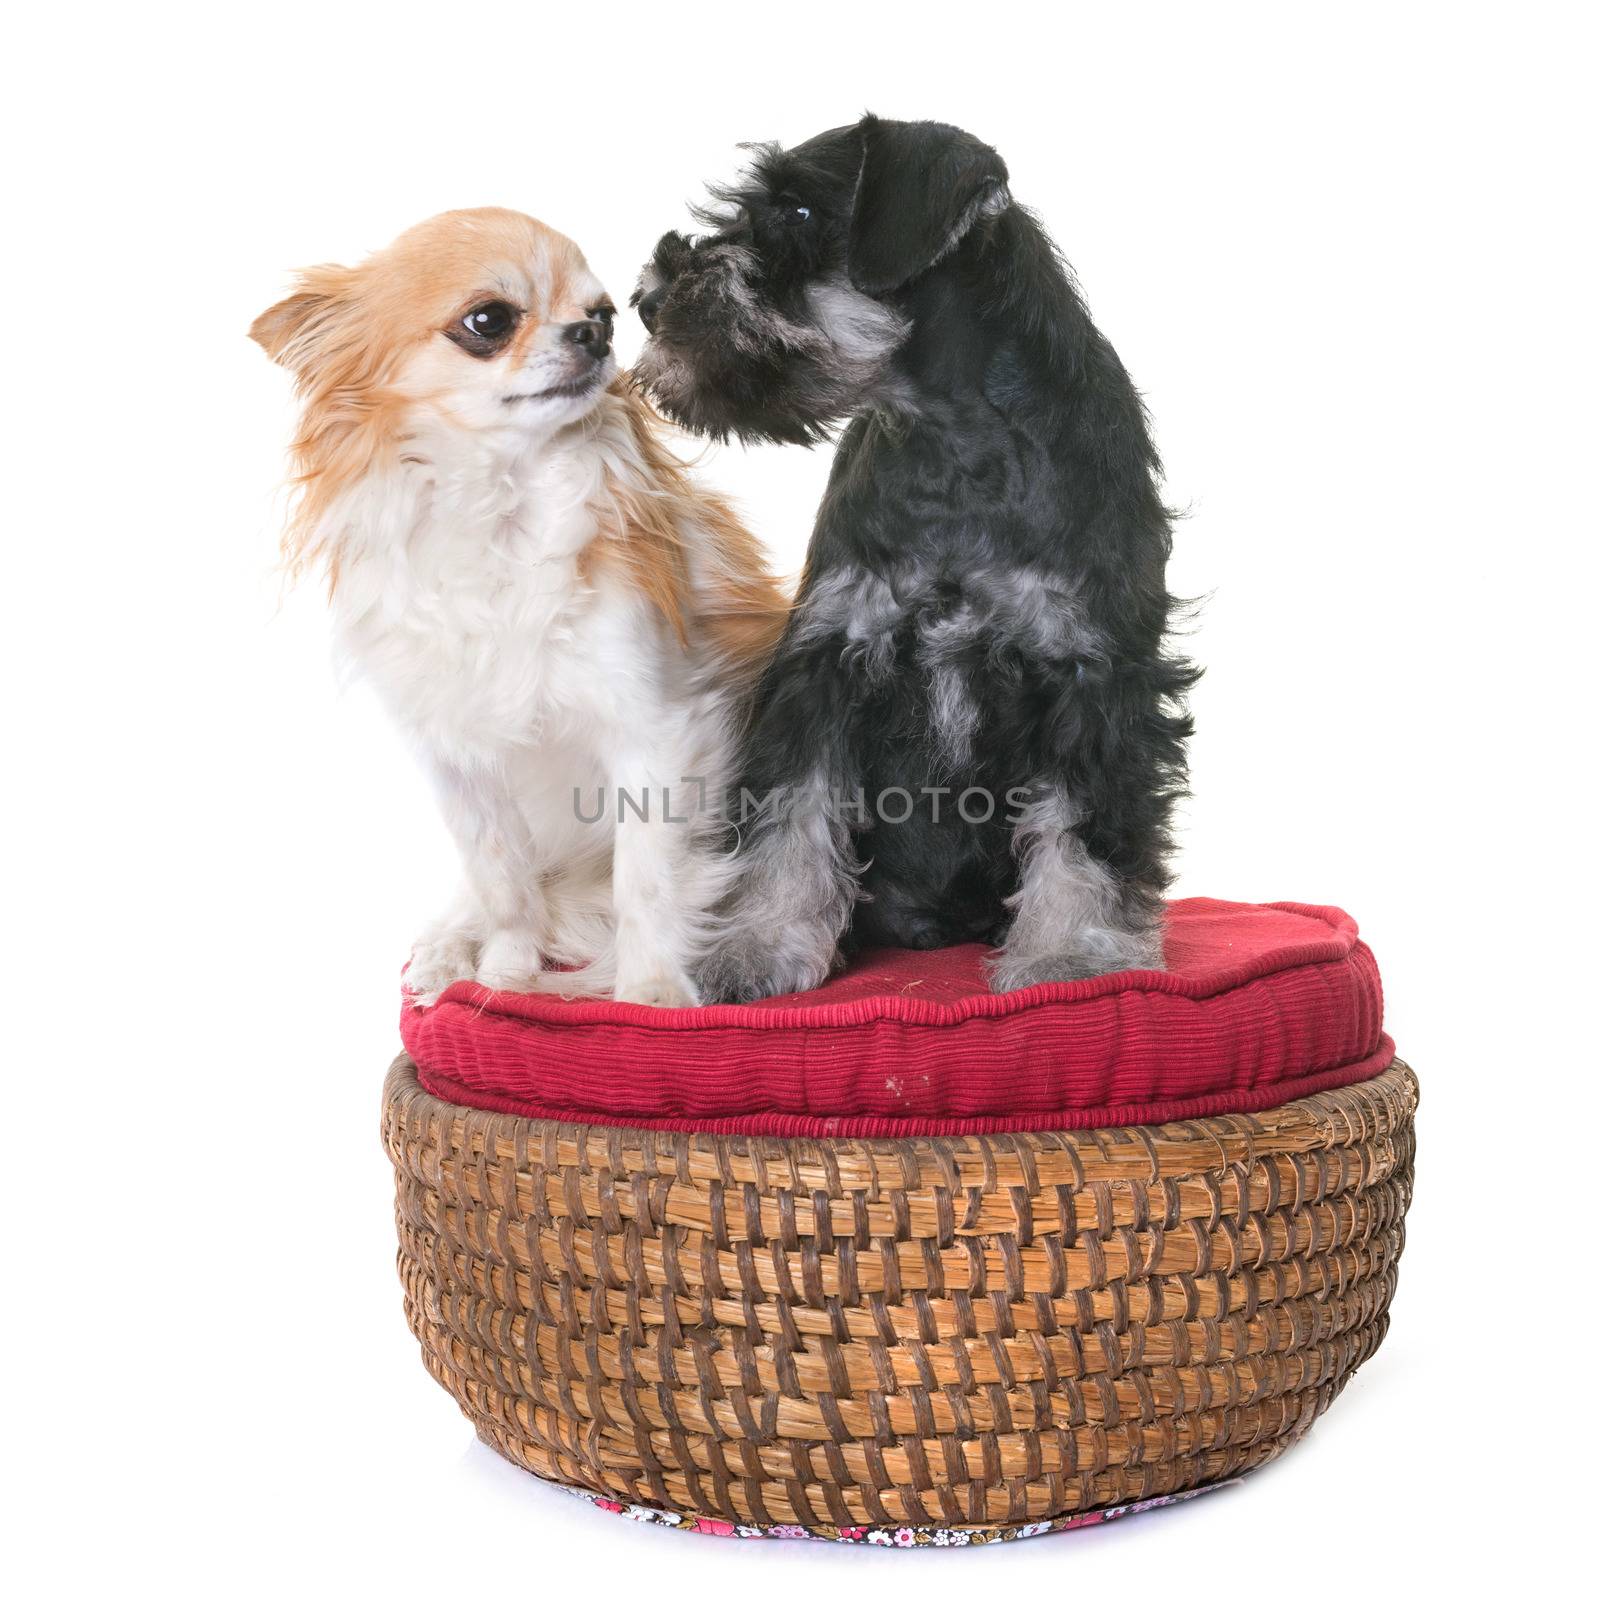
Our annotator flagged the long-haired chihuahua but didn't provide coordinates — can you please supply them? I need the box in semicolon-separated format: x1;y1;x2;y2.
253;208;786;1005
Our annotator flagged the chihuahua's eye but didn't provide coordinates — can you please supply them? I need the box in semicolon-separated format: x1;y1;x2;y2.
587;304;616;325
447;300;520;357
461;302;517;340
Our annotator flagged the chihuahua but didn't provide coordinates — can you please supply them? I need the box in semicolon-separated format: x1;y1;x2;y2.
253;208;785;1005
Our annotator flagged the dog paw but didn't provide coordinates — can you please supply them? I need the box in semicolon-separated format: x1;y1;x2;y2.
696;934;836;1004
987;951;1095;992
404;931;479;1006
987;932;1163;993
474;927;548;994
614;971;700;1008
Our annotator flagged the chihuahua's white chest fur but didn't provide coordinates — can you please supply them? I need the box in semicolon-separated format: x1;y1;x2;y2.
335;429;619;762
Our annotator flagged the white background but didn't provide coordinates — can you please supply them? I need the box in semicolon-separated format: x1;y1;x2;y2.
6;2;1595;1592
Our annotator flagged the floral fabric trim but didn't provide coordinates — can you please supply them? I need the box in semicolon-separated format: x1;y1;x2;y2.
564;1479;1233;1545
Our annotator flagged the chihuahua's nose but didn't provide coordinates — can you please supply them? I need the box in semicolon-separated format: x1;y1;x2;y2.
636;286;665;334
564;318;611;358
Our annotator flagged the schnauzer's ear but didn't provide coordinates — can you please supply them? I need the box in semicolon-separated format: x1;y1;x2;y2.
249;264;358;370
848;116;1010;296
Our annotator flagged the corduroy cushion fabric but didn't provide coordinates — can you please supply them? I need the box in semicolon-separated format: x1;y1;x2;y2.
401;898;1391;1137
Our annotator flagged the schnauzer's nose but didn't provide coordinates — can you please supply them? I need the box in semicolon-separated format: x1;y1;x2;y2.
564;318;611;358
636;286;666;334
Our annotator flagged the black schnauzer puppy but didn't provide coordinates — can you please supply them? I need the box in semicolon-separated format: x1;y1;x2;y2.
634;115;1197;1000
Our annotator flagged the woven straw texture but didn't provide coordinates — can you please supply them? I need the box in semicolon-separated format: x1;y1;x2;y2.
383;1052;1416;1532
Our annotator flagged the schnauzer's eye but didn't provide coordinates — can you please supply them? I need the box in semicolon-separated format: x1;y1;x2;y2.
779;203;812;225
459;302;518;341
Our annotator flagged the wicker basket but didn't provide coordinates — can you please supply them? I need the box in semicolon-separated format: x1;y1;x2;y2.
383;1052;1415;1538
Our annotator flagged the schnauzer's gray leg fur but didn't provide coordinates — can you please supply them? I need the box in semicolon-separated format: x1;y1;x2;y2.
989;788;1163;991
697;775;860;1002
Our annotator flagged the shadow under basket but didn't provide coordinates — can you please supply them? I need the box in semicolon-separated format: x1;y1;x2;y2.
381;1048;1417;1541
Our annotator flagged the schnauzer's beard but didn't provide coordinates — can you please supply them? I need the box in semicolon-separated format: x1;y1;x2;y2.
634;247;908;445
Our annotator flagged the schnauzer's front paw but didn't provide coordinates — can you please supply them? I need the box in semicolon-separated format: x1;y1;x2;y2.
696;931;836;1004
987;931;1164;993
404;931;479;1006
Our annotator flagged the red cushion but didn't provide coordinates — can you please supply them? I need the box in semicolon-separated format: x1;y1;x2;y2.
401;899;1391;1137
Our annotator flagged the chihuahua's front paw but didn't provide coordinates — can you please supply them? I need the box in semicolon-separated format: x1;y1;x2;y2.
614;970;700;1008
404;930;479;1006
696;926;837;1004
474;927;548;994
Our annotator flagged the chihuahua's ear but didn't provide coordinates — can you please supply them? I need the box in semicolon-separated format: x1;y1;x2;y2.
848;116;1010;297
249;265;357;369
